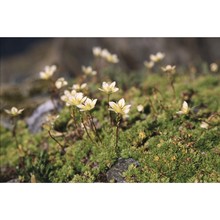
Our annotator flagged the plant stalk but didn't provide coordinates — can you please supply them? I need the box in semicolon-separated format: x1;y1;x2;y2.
107;94;112;125
115;115;121;157
81;113;97;145
48;130;65;154
12;117;19;148
88;112;102;143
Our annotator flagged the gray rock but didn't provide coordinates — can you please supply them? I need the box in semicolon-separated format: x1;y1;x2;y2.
0;118;13;130
26;100;58;133
7;178;19;183
106;158;140;183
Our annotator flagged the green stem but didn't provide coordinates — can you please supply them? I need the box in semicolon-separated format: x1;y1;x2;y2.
107;94;112;125
88;112;102;143
169;75;176;100
81;113;96;145
115;115;121;158
12;117;19;148
71;106;78;129
48;130;65;154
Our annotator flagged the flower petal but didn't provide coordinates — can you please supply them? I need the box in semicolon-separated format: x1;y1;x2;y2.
118;98;125;107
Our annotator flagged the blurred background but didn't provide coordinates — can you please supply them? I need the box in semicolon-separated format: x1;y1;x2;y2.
1;38;220;85
0;38;220;137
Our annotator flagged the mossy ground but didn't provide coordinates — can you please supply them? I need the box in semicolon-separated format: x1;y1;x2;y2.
0;67;220;182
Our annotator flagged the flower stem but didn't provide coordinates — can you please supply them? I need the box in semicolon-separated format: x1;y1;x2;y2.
81;113;96;145
88;112;102;143
107;94;112;125
169;75;176;99
48;130;65;154
71;106;78;129
12;117;19;148
115;115;121;158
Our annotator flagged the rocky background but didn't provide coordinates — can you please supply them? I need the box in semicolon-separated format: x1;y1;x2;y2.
1;38;220;85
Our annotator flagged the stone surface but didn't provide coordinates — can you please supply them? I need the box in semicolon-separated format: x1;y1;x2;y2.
106;158;140;183
7;178;19;183
26;100;58;133
0;118;13;130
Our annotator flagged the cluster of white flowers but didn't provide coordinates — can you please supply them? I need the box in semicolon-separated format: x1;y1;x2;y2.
7;46;217;156
60;79;131;117
61;90;86;107
98;81;131;117
93;47;119;63
72;83;87;91
144;52;165;70
150;52;165;63
55;77;68;89
61;89;97;112
82;66;97;76
39;65;68;91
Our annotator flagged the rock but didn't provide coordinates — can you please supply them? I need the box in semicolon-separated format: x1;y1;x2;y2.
7;178;19;183
106;158;140;183
0;118;13;130
26;100;58;133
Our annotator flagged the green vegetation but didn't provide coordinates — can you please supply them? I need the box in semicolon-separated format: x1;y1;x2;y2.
1;60;220;183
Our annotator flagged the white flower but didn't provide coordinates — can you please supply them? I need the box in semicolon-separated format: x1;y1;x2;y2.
150;52;165;62
106;54;119;63
109;98;131;116
82;66;97;76
99;81;119;94
67;93;87;107
176;101;189;115
77;98;97;111
61;90;86;106
60;90;73;105
137;105;144;112
144;61;154;69
210;63;218;72
156;52;165;60
93;47;102;57
72;83;87;91
4;107;24;116
63;89;77;97
161;65;176;74
39;65;57;80
97;48;119;63
200;121;209;129
55;77;68;89
100;49;111;59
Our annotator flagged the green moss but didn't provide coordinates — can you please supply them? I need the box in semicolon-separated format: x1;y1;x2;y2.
1;70;220;182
